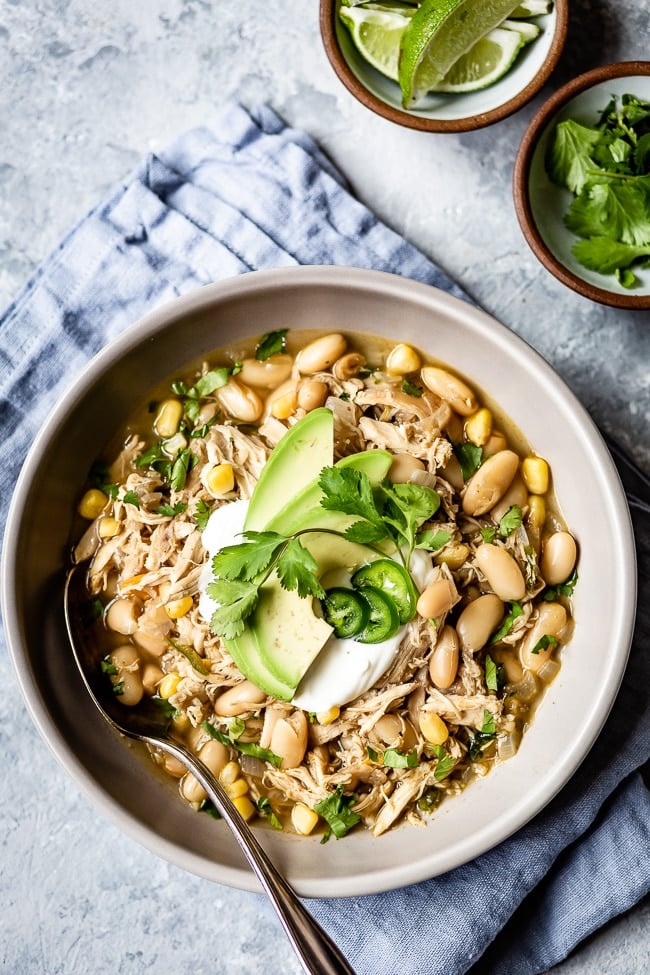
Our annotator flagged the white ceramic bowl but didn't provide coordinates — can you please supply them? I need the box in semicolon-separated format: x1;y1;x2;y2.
1;266;636;897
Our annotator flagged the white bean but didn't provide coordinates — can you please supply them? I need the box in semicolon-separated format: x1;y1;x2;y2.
462;450;519;516
475;544;526;601
388;453;426;484
541;531;577;586
217;379;263;423
105;596;142;635
417;578;459;620
520;602;567;672
238;354;293;389
270;710;308;769
428;625;459;689
297;379;329;412
214;680;267;717
421;366;477;415
295;334;347;374
456;594;504;651
490;474;528;524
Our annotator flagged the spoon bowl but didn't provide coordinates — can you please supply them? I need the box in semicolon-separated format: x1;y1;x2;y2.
63;563;355;975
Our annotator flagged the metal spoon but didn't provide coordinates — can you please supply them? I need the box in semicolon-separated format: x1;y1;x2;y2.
64;563;356;975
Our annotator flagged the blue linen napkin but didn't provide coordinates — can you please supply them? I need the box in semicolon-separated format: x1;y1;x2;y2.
0;103;648;975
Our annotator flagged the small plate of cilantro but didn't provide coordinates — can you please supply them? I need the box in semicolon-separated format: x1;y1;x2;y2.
514;60;650;308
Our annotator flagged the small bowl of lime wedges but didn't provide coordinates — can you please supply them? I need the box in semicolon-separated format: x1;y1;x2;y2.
514;61;650;307
320;0;568;132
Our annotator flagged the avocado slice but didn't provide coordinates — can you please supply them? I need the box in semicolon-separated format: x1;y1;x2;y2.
224;426;396;699
244;407;334;531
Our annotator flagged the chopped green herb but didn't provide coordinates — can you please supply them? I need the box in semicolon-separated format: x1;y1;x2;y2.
498;505;523;538
201;720;283;768
256;797;283;830
122;489;140;508
313;785;360;841
82;597;105;625
418;788;442;812
111;679;125;696
200;800;222;820
431;744;456;781
190;417;218;440
415;528;451;552
227;716;247;740
101;656;118;676
546;94;650;284
382;747;419;769
480;526;497;544
468;710;497;759
484;653;499;692
544;568;578;601
366;745;380;763
339;391;351;402
490;601;524;643
454;442;483;480
255;328;288;361
401;378;423;398
156;500;188;517
170;447;197;492
531;633;559;655
193;368;231;398
194;499;212;530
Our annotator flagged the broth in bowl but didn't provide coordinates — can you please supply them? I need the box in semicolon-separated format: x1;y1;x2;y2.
71;327;577;840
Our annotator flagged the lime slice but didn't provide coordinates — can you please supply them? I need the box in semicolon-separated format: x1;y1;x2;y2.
431;26;525;93
339;3;416;82
398;0;521;107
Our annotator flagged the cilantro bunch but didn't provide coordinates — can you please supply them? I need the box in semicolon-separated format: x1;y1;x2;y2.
546;93;650;287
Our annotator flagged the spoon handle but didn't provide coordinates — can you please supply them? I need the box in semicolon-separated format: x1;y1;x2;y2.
159;739;356;975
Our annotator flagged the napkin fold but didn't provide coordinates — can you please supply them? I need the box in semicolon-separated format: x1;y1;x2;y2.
1;103;648;975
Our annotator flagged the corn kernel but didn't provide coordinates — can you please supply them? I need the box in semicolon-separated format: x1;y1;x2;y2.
204;463;235;497
225;778;249;799
219;761;242;786
521;456;550;495
316;706;340;726
385;343;421;375
98;515;121;539
291;802;320;836
270;390;298;420
527;494;546;530
120;573;145;590
171;713;190;734
419;710;449;746
232;795;256;821
158;672;182;700
164;596;193;620
464;407;493;447
434;542;470;571
78;488;108;520
154;398;184;439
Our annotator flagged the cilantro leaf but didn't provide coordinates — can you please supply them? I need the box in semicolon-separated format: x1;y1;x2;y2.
431;744;456;781
484;653;499;692
467;710;497;759
208;579;260;639
401;378;423;398
571;236;650;275
546;119;602;194
319;466;383;527
531;633;559;655
194;499;212;530
255;329;288;361
566;181;650;247
345;520;391;544
201;721;282;768
382;747;419;769
122;489;140;508
489;601;524;643
256;797;283;830
313;786;360;840
454;442;483;480
193;368;230;398
156;500;188;517
498;505;523;538
276;538;325;599
170;447;196;492
415;528;451;552
480;526;497;544
544;568;578;601
212;531;286;582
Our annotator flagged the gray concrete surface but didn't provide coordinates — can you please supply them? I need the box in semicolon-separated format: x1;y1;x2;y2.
0;1;648;973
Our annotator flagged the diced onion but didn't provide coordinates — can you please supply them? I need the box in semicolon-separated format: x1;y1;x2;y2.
239;754;267;778
537;657;561;684
509;669;539;702
497;730;521;761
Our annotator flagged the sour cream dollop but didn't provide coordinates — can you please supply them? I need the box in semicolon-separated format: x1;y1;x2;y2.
198;502;434;711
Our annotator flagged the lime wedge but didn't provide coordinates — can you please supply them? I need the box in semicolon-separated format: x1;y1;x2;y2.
398;0;521;107
501;17;542;42
339;3;416;82
431;26;525;93
509;0;552;16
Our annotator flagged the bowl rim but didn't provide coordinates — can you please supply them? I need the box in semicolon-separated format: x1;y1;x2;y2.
319;0;569;132
513;60;650;308
1;265;637;896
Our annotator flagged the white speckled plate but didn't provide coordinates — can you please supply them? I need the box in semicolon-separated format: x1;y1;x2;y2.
514;62;650;307
320;0;568;131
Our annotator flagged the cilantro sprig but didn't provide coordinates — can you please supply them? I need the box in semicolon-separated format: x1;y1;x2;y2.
546;93;650;286
313;785;360;841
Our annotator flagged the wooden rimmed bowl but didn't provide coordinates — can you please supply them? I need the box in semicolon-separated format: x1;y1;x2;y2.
319;0;568;132
514;61;650;308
